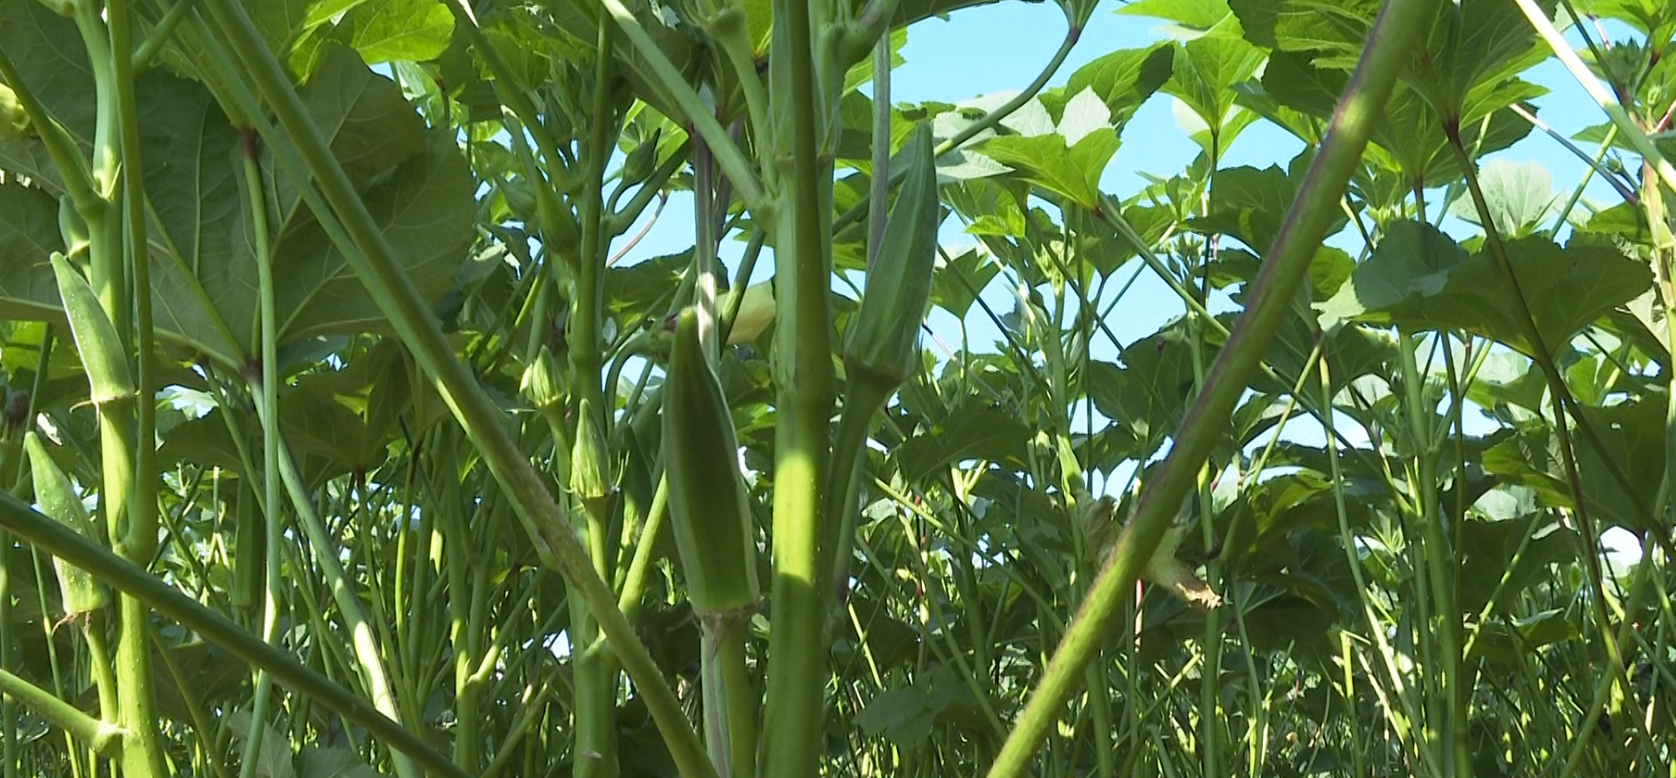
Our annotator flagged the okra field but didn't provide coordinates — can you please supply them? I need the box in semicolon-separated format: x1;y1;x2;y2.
1;0;1674;775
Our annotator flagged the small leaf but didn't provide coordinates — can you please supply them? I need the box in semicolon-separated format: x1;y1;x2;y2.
1162;33;1265;144
856;685;935;750
1056;88;1111;145
1117;0;1238;36
930;248;999;318
1059;43;1175;123
1087;325;1198;453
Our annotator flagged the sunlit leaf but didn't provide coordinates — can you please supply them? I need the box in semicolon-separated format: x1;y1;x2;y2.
980;131;1119;210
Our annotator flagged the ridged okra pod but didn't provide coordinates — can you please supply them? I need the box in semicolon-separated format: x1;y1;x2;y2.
25;432;108;617
841;123;941;398
824;122;944;618
662;309;760;616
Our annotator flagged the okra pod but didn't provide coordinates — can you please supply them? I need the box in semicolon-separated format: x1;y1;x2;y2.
24;432;107;617
842;123;941;397
661;309;760;617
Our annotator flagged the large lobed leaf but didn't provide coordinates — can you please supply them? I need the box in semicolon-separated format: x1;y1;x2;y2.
1318;220;1651;358
0;26;475;370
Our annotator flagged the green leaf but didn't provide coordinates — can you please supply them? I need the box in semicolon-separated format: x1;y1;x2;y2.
0;2;92;191
979;131;1118;210
249;0;314;60
1482;400;1664;532
1320;221;1652;357
0;182;63;323
1318;221;1469;324
1445;159;1560;239
1087;326;1197;454
843;28;909;94
1162;33;1266;143
1055;88;1111;145
604;250;690;332
1265;50;1536;187
896;403;1032;483
295;746;381;778
1189;162;1346;254
929;248;998;318
1412;0;1554;116
945;178;1027;238
266;56;474;344
1231;0;1381;68
1058;43;1175;124
856;685;936;750
225;710;299;778
341;0;456;64
1116;0;1238;36
1469;609;1577;668
1578;0;1676;38
1456;515;1577;616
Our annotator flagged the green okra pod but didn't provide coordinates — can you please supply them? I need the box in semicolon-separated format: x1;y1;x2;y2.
662;308;760;616
842;123;941;397
25;432;108;617
48;251;134;407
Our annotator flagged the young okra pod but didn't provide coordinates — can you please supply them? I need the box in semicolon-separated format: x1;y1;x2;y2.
662;309;760;616
48;251;134;407
842;123;941;397
24;432;108;617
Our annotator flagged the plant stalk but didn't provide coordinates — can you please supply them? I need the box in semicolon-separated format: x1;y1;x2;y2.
982;0;1440;773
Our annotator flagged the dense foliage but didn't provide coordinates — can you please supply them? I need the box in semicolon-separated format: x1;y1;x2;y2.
1;0;1674;777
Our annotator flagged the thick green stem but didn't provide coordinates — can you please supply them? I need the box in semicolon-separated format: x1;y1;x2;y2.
699;614;757;778
759;0;839;775
0;668;123;757
73;2;168;773
982;0;1439;773
566;19;622;778
1396;328;1464;777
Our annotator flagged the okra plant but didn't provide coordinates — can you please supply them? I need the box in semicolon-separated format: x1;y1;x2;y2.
2;0;1675;777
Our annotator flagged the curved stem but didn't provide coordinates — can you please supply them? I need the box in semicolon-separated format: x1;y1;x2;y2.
983;1;1439;773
